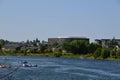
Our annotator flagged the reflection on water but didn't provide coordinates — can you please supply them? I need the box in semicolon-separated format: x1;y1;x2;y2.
0;56;120;80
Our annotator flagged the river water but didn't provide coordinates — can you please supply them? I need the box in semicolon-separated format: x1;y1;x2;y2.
0;56;120;80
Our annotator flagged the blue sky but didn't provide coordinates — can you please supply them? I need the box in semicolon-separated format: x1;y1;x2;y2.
0;0;120;42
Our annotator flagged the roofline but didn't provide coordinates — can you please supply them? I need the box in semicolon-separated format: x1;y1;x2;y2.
49;36;89;39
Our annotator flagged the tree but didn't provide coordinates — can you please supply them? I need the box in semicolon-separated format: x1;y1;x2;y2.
93;48;101;59
101;47;110;59
62;40;89;54
109;37;118;45
0;39;5;52
52;42;59;47
35;38;40;42
110;50;116;58
88;42;101;53
26;39;30;44
53;50;62;57
73;40;89;54
116;50;120;58
23;49;27;56
44;48;52;53
62;42;73;53
38;43;44;53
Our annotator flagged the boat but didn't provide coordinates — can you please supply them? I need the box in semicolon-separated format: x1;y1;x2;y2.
22;64;37;67
21;61;37;67
0;65;11;68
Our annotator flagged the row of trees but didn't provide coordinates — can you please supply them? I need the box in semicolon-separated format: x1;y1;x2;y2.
0;38;120;59
61;39;120;59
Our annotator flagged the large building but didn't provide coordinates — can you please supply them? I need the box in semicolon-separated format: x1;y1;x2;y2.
48;36;89;45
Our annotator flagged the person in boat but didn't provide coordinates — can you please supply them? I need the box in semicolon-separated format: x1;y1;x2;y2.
21;61;37;67
22;61;28;67
22;63;37;67
0;64;11;68
34;64;37;67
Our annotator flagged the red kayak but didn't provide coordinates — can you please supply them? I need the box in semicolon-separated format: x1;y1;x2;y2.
0;65;11;68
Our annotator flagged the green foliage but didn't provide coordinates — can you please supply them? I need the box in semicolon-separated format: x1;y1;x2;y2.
88;43;101;53
44;48;52;53
72;40;88;54
109;38;118;45
106;37;118;46
0;39;5;46
110;50;116;58
62;40;89;54
52;42;59;47
18;50;24;53
116;50;120;58
10;49;17;54
38;43;44;53
93;48;101;59
53;50;62;57
0;39;5;51
23;49;27;56
29;48;35;53
62;42;72;53
101;47;110;59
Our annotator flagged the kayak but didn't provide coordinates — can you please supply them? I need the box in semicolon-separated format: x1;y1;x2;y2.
0;65;11;68
21;61;37;67
22;64;37;67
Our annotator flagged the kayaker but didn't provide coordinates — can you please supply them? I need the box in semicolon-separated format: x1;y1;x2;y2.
0;64;11;68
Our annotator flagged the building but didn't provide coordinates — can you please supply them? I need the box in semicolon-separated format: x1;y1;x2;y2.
95;39;110;46
2;43;21;51
95;39;120;46
48;36;89;45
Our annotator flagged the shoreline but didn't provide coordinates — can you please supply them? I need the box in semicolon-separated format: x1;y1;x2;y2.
0;53;120;61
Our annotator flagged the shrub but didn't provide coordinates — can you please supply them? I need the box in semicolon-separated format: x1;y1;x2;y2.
93;48;101;59
101;47;110;59
53;50;62;57
116;50;120;58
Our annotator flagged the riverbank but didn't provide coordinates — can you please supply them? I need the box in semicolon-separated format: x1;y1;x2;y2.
42;53;120;61
0;52;120;61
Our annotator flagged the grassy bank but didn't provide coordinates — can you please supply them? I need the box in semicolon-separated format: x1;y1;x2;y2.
0;52;120;61
27;53;120;61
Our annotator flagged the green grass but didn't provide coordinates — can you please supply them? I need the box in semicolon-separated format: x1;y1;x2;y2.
1;52;120;61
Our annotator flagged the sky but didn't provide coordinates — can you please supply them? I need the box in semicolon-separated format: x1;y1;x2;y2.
0;0;120;42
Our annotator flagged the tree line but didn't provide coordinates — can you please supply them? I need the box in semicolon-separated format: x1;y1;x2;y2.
61;39;120;59
0;38;120;59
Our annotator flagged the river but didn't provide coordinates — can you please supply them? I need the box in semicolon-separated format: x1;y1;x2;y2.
0;56;120;80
